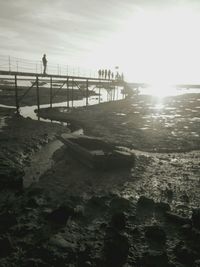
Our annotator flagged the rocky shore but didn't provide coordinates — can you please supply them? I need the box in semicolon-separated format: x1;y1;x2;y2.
0;92;200;266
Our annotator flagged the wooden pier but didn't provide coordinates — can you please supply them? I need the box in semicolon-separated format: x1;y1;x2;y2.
0;70;124;112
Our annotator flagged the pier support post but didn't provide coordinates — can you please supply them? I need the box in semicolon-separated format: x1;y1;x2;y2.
36;76;40;118
72;79;74;108
14;75;19;113
99;80;101;104
113;85;115;101
50;77;53;108
86;79;89;106
67;78;69;108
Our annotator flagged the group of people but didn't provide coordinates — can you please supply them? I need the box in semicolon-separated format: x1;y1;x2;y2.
98;69;124;81
42;55;124;81
98;69;113;79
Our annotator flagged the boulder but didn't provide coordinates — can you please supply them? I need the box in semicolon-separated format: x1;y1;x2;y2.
110;196;132;213
0;236;13;257
47;205;74;225
104;229;129;267
166;211;191;225
137;196;155;210
145;225;166;243
174;242;198;265
139;250;169;267
0;212;17;233
0;156;24;190
192;208;200;230
155;202;171;213
111;212;126;231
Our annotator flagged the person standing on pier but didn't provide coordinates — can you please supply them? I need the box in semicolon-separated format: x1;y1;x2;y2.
98;69;102;78
42;54;47;75
105;69;107;79
108;69;111;79
111;72;114;79
102;69;104;78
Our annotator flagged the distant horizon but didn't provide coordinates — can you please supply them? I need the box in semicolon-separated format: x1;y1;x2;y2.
1;0;200;84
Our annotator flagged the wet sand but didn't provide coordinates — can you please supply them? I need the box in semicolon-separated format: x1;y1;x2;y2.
0;93;200;267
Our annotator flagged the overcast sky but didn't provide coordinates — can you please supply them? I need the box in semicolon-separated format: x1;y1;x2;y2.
1;0;200;82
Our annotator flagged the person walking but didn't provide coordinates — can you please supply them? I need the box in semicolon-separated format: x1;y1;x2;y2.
108;69;111;79
42;54;47;75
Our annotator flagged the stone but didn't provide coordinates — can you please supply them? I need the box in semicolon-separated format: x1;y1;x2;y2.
0;212;17;233
194;259;200;267
145;225;166;243
104;229;129;267
0;236;13;257
47;205;74;225
180;224;192;235
110;195;132;213
155;202;171;213
166;211;191;225
111;212;127;231
174;242;198;265
49;234;76;251
192;208;200;230
139;250;169;267
137;196;155;210
0;156;24;190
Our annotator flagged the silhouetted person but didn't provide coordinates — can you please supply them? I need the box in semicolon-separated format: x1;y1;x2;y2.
108;69;111;79
102;69;104;78
111;72;114;79
98;69;102;78
115;72;119;80
42;54;47;75
121;72;124;81
105;69;108;79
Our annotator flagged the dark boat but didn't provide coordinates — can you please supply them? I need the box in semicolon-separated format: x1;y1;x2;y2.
58;133;134;170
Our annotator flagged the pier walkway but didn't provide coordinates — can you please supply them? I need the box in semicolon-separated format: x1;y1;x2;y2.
0;70;125;112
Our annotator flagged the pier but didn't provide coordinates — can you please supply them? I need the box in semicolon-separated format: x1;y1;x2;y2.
0;70;125;112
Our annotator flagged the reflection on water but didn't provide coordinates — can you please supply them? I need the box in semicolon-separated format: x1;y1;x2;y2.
139;85;200;97
19;87;123;122
0;116;7;131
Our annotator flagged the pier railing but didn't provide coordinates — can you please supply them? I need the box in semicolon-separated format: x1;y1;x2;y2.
0;55;98;78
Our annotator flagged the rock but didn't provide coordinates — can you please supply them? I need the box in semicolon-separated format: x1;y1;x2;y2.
111;212;127;231
166;211;191;225
192;208;200;230
22;258;48;267
180;224;192;235
0;212;17;233
77;244;92;267
0;156;24;190
194;259;200;267
174;242;198;265
87;196;108;211
155;202;171;213
47;205;74;225
104;228;129;267
0;236;13;257
110;196;132;213
190;228;200;252
139;250;169;267
49;234;76;251
137;196;155;210
145;225;166;243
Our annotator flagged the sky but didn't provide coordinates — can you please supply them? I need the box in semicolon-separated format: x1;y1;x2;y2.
1;0;200;83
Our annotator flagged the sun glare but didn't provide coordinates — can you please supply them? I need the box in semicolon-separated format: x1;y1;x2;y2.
146;84;177;98
93;6;200;85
